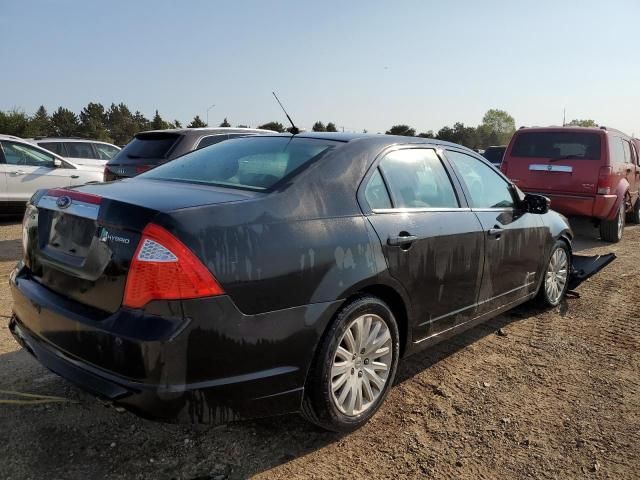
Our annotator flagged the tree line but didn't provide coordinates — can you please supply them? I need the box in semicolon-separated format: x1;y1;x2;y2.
0;103;597;149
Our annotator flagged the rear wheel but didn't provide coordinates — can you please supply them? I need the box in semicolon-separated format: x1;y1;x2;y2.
301;296;399;432
537;241;570;307
600;202;625;243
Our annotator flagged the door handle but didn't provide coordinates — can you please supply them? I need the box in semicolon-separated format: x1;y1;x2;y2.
488;227;503;237
10;170;26;176
70;175;79;179
388;233;417;246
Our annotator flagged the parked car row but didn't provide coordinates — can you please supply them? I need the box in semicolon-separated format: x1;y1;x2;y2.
9;131;614;432
0;135;103;213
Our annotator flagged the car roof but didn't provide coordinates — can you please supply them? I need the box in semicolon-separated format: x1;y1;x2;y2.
515;126;629;137
137;127;275;136
32;137;119;146
257;131;483;155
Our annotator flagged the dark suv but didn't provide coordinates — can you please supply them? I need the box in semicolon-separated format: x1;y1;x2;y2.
104;127;271;181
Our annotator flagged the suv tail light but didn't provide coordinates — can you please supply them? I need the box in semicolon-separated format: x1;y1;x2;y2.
597;166;613;194
123;223;224;309
135;164;154;174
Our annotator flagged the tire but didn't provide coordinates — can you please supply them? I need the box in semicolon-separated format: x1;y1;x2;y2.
628;198;640;224
600;202;625;243
301;295;400;432
537;240;571;307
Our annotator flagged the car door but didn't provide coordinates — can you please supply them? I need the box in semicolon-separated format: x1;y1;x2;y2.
362;146;485;341
445;149;546;313
0;141;71;202
0;146;8;210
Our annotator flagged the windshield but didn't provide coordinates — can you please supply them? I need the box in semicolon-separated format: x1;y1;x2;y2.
141;136;338;190
511;132;602;160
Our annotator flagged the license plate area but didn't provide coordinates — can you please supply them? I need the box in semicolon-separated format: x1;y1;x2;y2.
47;211;97;259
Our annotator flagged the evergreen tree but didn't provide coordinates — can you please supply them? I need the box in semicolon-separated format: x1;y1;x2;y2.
312;121;326;132
50;107;80;136
79;102;110;141
326;122;338;132
219;117;231;127
187;115;207;128
29;105;51;137
151;110;169;130
257;121;284;132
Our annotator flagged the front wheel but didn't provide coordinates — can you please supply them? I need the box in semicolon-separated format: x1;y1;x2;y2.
628;197;640;224
600;202;625;242
537;241;570;307
301;296;400;432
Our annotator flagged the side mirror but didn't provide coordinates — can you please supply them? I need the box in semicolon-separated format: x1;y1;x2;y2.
53;158;62;168
521;193;550;214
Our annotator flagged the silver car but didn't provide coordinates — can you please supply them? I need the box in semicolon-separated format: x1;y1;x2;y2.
32;138;121;167
0;135;103;213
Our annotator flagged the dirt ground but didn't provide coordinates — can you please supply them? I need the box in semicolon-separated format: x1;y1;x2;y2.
0;217;638;480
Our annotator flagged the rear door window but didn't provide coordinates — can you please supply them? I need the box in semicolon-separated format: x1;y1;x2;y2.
446;150;514;209
511;132;602;160
378;148;459;209
94;144;120;159
65;142;97;159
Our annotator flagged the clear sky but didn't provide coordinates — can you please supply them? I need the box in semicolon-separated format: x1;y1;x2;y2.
1;0;639;135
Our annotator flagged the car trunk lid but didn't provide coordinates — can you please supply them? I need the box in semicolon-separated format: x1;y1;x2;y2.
25;181;259;313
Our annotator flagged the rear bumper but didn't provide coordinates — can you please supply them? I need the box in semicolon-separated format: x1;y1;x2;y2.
522;191;617;220
9;265;340;423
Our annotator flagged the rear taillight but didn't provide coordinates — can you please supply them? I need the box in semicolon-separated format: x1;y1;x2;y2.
123;223;224;309
597;166;613;194
103;166;108;182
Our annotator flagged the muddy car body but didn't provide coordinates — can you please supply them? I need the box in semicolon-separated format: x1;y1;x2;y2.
9;133;613;431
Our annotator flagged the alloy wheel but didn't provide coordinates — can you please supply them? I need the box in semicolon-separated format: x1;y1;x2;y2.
330;313;393;416
545;248;568;304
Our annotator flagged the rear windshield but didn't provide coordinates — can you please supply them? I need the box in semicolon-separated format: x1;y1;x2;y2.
511;132;601;160
113;134;180;162
141;136;337;190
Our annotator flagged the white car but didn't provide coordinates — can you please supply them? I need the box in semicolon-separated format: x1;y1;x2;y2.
31;138;121;167
0;135;103;213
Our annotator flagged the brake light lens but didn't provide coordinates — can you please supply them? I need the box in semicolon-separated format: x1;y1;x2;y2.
597;166;613;194
135;164;154;174
123;223;224;309
47;188;103;205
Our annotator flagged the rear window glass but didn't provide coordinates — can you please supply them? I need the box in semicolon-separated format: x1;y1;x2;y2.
115;134;180;161
482;147;505;164
511;132;601;160
142;136;337;190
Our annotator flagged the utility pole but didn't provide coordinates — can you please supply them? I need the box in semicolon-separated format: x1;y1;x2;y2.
206;104;216;127
562;108;566;127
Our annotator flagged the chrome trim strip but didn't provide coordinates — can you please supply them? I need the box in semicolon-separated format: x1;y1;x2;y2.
529;164;573;173
372;207;471;214
38;195;99;220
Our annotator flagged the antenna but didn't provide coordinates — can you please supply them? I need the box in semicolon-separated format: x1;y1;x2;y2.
272;92;299;134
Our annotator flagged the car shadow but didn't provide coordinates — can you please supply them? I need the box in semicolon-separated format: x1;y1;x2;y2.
0;300;553;480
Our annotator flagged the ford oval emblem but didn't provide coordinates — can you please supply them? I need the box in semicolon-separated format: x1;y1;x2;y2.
56;196;72;209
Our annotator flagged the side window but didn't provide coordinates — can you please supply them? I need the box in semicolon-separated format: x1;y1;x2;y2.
39;142;66;156
65;142;97;159
621;140;633;164
1;142;55;167
446;150;514;209
378;148;458;208
609;137;625;165
364;168;392;210
197;135;228;149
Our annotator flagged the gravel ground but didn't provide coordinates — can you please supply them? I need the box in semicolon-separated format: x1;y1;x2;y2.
0;217;638;479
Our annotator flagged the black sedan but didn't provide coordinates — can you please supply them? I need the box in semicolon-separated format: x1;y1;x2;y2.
9;133;613;432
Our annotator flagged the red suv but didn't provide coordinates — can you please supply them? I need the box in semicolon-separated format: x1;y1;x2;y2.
501;126;640;242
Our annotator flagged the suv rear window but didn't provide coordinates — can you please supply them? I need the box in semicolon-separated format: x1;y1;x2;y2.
511;132;602;160
142;136;337;190
114;134;180;162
